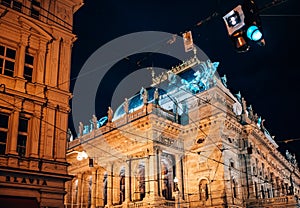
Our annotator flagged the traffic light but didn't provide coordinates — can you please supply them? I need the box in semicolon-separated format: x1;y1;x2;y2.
242;0;265;46
223;5;250;53
223;0;265;52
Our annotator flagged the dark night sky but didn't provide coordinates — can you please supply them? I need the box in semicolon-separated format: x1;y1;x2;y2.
70;0;300;160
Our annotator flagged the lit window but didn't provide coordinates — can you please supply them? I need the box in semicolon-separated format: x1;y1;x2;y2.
30;0;40;19
199;179;209;201
17;117;28;157
0;113;9;155
0;45;16;77
24;53;34;82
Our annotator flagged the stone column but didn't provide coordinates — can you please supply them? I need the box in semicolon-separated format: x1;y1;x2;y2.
8;110;19;155
35;40;47;84
145;156;150;198
91;169;97;208
107;164;113;206
125;160;132;203
96;169;104;207
148;148;160;199
42;107;55;159
16;34;27;78
113;165;120;205
77;173;83;208
29;105;41;157
175;154;183;200
157;148;162;197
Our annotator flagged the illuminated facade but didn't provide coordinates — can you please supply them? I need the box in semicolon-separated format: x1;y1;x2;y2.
0;0;82;207
66;56;300;208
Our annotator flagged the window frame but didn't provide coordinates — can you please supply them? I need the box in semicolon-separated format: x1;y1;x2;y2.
24;52;35;82
16;114;30;157
0;44;17;77
30;0;41;20
0;112;10;155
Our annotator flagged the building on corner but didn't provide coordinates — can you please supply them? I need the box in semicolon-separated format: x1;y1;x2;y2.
0;0;83;207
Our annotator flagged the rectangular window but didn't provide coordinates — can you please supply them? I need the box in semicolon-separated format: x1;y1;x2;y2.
17;117;28;157
0;45;16;77
0;113;9;155
1;0;11;7
24;54;34;82
12;1;22;12
30;0;40;20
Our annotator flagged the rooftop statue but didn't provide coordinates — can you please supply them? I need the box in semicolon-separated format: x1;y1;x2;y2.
97;116;108;127
221;74;227;88
286;150;292;162
235;91;242;103
124;98;129;113
83;125;89;134
247;105;254;120
78;122;84;137
89;114;98;130
180;59;219;94
257;116;262;128
168;71;177;86
107;107;113;122
140;87;148;105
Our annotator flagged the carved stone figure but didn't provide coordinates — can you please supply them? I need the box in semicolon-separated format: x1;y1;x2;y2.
286;150;292;162
107;106;113;122
90;114;98;130
140;87;148;105
247;105;254;120
124;98;129;114
78;122;84;137
241;97;248;116
235;91;241;103
221;74;227;88
257;116;262;128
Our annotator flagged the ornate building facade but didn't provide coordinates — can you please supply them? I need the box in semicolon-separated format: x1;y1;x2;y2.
66;55;300;208
0;0;82;207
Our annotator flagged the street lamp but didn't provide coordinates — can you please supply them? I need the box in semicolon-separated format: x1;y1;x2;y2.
67;150;88;161
77;151;88;161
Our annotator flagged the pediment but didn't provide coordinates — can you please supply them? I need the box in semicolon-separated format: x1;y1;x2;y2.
18;16;53;41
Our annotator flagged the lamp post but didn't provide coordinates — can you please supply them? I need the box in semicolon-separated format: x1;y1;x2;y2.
174;177;180;208
67;150;88;161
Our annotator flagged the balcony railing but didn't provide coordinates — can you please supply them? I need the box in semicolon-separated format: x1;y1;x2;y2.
246;195;299;207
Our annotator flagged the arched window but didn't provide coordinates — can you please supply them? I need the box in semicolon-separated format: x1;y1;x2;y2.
119;167;125;204
135;163;145;201
232;179;238;198
103;172;108;206
88;176;92;207
74;179;79;206
261;185;265;199
254;182;258;199
199;179;209;201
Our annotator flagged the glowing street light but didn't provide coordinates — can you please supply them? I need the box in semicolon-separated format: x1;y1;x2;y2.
76;151;88;161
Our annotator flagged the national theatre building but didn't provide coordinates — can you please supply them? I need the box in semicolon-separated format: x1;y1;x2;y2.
66;53;300;208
